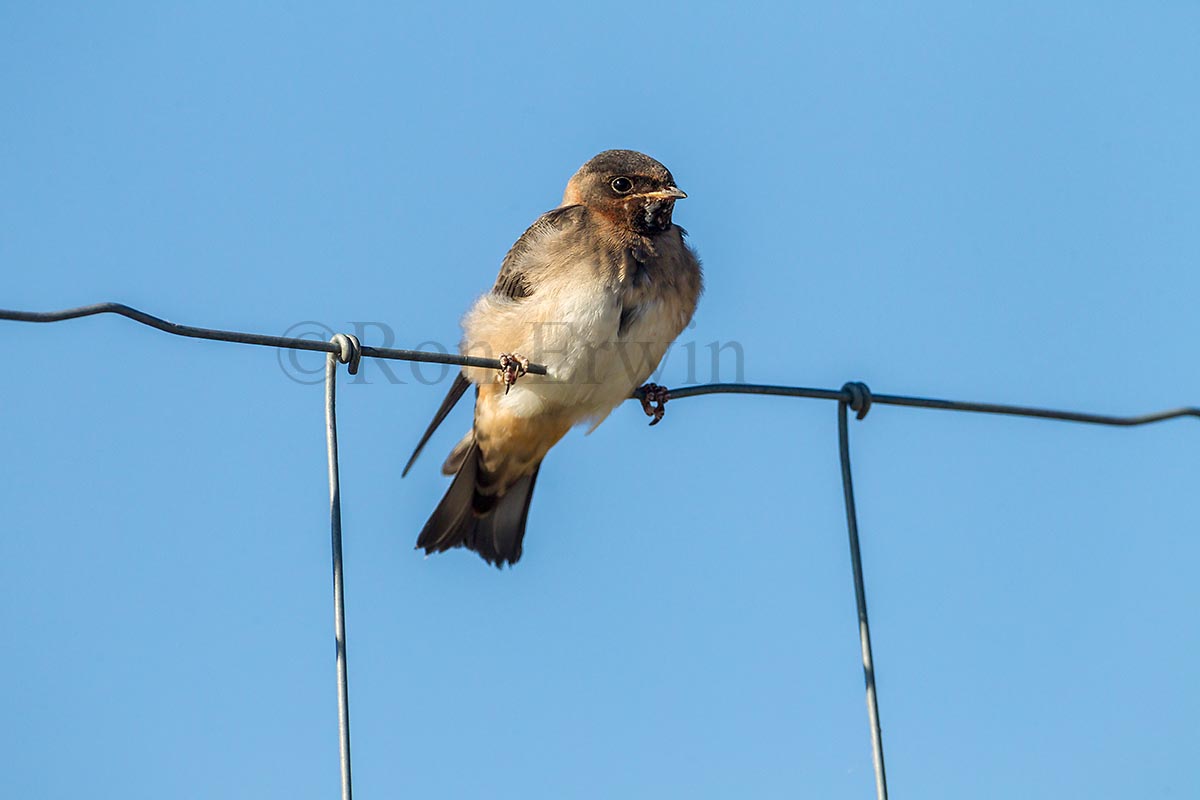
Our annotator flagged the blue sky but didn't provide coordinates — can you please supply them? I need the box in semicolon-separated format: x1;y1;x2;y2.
3;4;1198;798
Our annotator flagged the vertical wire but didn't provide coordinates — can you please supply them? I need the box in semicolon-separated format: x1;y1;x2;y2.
325;353;354;800
838;401;889;800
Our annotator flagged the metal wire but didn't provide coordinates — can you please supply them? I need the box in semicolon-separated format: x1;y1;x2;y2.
838;383;887;800
326;335;359;800
651;383;1200;426
5;301;1200;800
4;304;1195;425
0;302;549;375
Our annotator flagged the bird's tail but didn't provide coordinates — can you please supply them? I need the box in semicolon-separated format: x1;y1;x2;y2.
416;438;541;567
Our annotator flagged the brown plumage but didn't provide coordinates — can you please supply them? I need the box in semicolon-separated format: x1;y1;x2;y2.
409;150;703;567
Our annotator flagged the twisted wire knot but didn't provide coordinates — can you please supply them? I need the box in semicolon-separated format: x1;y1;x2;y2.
841;381;873;420
330;333;363;375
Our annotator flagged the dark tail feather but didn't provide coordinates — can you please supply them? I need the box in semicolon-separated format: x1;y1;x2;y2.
416;442;542;568
402;373;471;478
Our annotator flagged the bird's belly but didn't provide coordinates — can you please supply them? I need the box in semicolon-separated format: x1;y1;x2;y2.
518;299;677;424
463;279;680;424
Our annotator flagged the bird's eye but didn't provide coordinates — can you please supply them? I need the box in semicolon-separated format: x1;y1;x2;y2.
610;177;633;194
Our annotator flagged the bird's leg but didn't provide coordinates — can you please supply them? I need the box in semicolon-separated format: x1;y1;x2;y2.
497;353;530;394
638;382;670;426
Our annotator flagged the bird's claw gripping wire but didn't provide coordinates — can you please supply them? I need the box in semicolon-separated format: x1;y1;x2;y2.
330;333;363;375
497;353;529;394
638;383;670;426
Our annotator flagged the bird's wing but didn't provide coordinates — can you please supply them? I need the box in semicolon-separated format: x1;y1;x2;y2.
401;205;585;477
491;204;585;298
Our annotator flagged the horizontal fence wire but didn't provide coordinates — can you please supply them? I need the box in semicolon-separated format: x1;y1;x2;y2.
0;302;549;375
646;383;1200;426
5;303;1198;424
4;301;1198;800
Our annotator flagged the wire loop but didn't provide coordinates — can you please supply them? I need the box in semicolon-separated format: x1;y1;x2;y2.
842;381;873;420
330;333;363;375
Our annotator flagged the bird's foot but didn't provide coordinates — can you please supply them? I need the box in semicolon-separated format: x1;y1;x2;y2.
497;353;529;394
638;383;670;426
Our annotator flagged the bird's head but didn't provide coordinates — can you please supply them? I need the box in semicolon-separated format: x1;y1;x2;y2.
562;150;687;235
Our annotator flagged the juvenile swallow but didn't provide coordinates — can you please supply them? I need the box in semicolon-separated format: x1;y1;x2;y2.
406;150;703;567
